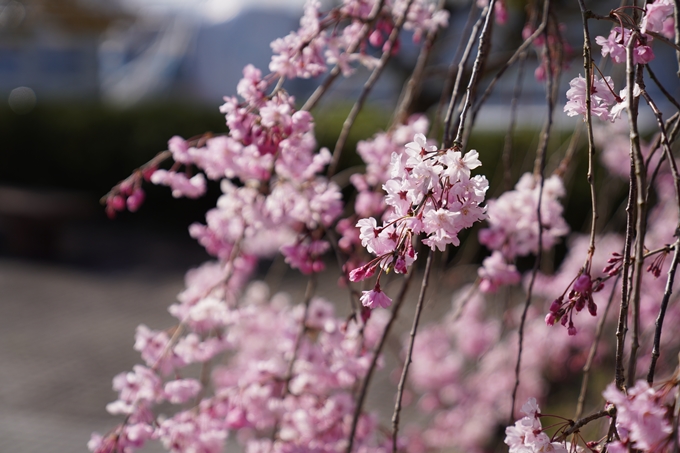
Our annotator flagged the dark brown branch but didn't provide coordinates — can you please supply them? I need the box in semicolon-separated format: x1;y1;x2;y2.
301;1;386;112
639;86;680;384
449;0;497;148
442;5;487;148
556;408;615;442
625;41;647;388
391;250;434;452
345;269;415;453
328;0;413;177
575;274;619;419
510;2;553;420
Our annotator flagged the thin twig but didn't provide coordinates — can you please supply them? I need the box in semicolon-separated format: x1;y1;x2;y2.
432;3;478;141
501;51;527;191
575;274;620;420
553;125;582;179
301;1;386;112
468;0;552;128
449;0;497;148
328;0;414;177
345;269;415;453
441;5;487;148
392;0;445;125
555;408;615;442
625;39;647;388
648;238;680;384
391;249;434;452
615;160;635;390
576;0;599;264
645;66;680;112
281;275;317;398
639;86;680;384
510;6;554;419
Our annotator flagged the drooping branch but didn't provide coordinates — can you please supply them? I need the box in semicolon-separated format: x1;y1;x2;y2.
328;0;415;177
625;40;648;388
449;0;497;148
575;274;619;419
391;249;434;452
301;1;386;112
441;5;487;148
392;0;445;125
345;269;415;453
510;6;553;418
639;85;680;384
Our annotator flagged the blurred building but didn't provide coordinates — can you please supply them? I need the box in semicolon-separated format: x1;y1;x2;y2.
0;0;131;102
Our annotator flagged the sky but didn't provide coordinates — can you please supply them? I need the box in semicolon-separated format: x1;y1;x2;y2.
119;0;308;24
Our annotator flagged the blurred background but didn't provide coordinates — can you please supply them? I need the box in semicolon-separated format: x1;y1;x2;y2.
0;0;675;450
0;0;315;450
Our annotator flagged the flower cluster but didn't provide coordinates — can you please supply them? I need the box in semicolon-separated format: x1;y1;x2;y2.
478;173;568;293
165;65;343;274
270;0;448;79
505;398;573;453
89;284;394;453
641;0;676;38
351;133;488;308
564;74;627;122
596;27;655;65
603;380;673;452
478;250;521;293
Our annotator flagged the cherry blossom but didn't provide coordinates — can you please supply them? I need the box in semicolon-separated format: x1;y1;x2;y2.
641;0;675;37
595;27;655;65
564;74;621;122
603;380;673;451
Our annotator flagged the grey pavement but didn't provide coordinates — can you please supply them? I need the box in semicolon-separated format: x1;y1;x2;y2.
0;257;182;451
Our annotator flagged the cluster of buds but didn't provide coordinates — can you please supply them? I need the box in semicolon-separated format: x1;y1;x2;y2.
546;272;603;335
103;170;152;219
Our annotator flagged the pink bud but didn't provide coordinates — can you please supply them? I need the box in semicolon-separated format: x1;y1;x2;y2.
549;297;563;313
394;257;407;274
574;295;586;312
567;323;577;336
545;312;556;326
119;179;134;196
573;274;592;293
349;263;375;282
369;29;384;47
110;195;126;211
127;189;145;212
142;166;157;182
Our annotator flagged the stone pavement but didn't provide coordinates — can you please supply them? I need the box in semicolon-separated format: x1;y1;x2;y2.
0;258;182;451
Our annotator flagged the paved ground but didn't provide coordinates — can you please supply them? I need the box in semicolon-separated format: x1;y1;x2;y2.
0;219;467;452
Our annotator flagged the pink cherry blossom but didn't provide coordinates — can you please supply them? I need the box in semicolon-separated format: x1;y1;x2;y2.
478;251;521;293
360;284;393;309
564;75;620;122
595;27;655;65
641;0;675;35
150;170;207;199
